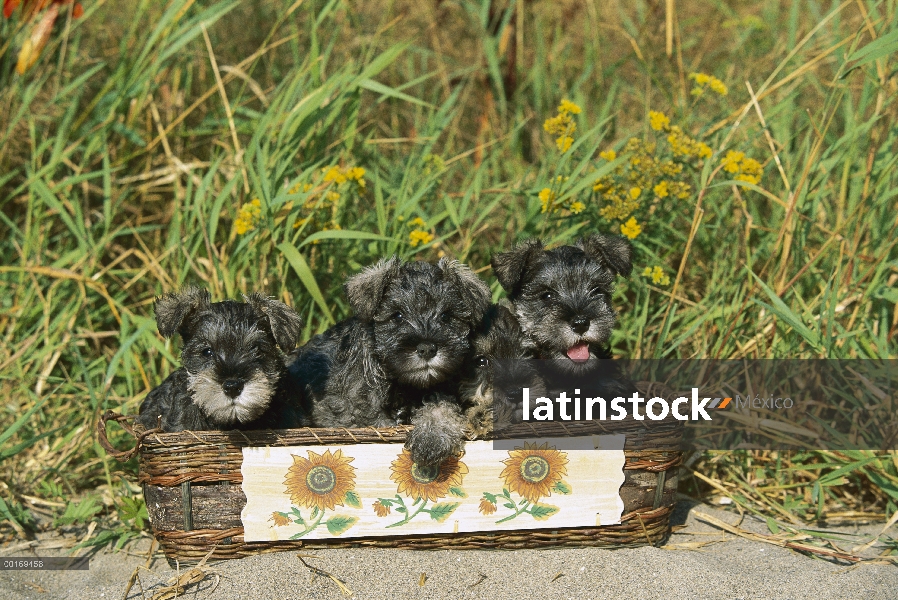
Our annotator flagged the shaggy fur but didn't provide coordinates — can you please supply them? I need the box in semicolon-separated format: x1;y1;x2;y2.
459;303;547;437
491;234;634;395
289;256;491;467
136;287;307;432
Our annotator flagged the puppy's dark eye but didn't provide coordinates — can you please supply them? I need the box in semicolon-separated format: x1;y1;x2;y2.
475;356;490;368
201;347;214;358
541;291;555;302
392;312;404;323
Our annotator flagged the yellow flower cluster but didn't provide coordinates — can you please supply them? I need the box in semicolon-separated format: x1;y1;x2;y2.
720;150;763;185
409;229;434;247
288;164;366;240
323;165;366;188
667;126;712;159
649;111;670;131
538;188;559;213
620;217;642;239
235;198;262;235
689;72;728;96
593;136;692;222
643;265;670;286
543;99;581;153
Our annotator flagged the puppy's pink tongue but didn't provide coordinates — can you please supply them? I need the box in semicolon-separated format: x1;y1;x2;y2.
566;342;590;362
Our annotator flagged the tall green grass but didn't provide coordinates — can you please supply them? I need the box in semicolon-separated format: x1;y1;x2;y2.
0;0;896;544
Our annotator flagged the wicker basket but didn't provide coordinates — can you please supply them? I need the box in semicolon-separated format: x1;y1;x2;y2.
98;381;683;563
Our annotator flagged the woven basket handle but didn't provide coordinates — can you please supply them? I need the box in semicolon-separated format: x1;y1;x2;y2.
96;410;161;462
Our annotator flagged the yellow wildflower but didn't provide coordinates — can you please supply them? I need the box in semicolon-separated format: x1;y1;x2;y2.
653;180;669;198
721;150;744;173
410;217;427;228
643;265;670;285
538;188;558;213
599;150;617;161
620;217;642;239
556;136;574;153
543;114;575;136
649;111;670;131
628;187;642;200
326;190;341;203
689;72;727;97
397;215;405;221
709;78;728;95
569;201;585;214
558;99;582;115
720;152;762;185
690;73;711;86
409;229;434;247
323;166;347;185
345;166;366;188
235;198;262;235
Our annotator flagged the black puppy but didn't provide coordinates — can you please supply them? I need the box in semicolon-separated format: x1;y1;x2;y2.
136;287;307;432
289;256;491;467
491;234;634;395
460;303;547;437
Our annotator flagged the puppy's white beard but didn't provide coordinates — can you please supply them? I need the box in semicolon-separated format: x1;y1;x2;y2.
400;352;452;386
187;371;274;426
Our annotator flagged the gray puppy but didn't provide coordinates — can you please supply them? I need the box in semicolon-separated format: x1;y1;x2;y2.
491;234;632;390
289;256;491;467
460;303;547;437
136;287;307;432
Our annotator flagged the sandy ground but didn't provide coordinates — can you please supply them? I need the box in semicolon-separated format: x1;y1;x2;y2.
1;502;895;600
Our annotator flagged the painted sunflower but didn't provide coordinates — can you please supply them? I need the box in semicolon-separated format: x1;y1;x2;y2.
390;449;468;503
500;442;568;503
284;449;356;512
372;500;390;517
479;497;497;516
270;511;291;527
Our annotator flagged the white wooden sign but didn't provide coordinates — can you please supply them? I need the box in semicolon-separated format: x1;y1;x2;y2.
241;435;626;542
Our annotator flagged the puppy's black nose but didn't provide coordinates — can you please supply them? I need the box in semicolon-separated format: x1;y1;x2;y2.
416;342;438;360
222;379;245;398
570;317;590;334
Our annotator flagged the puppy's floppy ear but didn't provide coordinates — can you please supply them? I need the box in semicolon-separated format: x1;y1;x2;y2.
344;256;402;321
438;258;492;324
490;239;544;297
243;293;303;351
155;286;211;338
578;234;633;277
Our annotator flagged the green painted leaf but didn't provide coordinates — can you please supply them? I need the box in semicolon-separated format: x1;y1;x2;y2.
483;492;498;503
552;481;572;495
377;498;394;507
326;515;358;536
428;502;460;523
448;486;467;498
529;503;559;521
502;502;516;510
344;490;362;509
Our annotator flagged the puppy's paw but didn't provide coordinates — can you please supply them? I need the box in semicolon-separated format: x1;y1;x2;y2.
406;401;467;467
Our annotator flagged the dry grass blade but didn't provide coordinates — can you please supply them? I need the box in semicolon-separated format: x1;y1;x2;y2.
418;572;427;587
694;511;893;564
148;548;218;600
661;536;728;551
297;554;353;597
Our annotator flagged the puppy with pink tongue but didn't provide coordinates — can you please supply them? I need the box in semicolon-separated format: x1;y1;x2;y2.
491;234;634;395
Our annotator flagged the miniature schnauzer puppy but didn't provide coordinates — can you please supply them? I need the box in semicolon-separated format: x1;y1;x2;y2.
289;256;491;467
460;303;547;437
136;287;307;432
491;234;633;394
